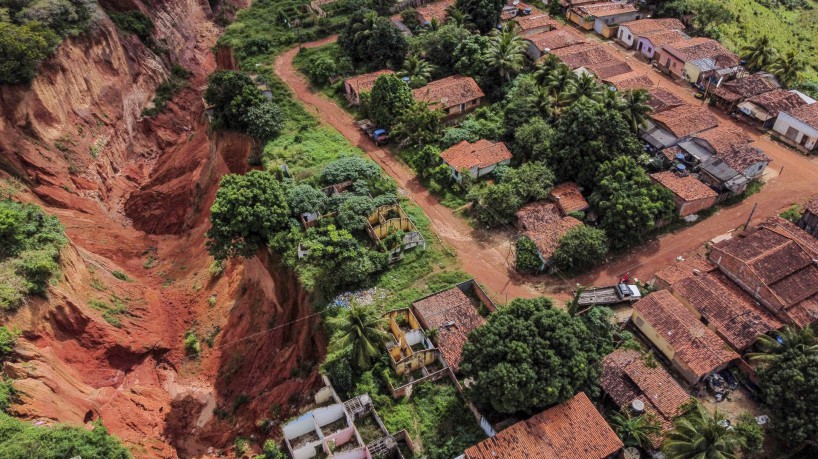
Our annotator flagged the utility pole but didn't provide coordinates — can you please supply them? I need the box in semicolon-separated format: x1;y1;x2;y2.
744;202;758;230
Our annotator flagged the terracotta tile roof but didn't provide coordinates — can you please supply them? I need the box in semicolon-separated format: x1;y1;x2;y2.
464;392;623;459
601;349;691;446
548;182;589;215
651;103;719;138
783;100;818;128
633;291;739;380
587;59;633;79
651;172;717;203
576;2;638;17
440;140;512;171
647;87;686;114
693;126;752;154
710;217;818;326
516;201;584;260
671;272;783;351
662;38;739;68
719;143;770;172
711;73;780;102
653;254;716;288
551;43;618;70
662;145;684;162
517;13;557;32
805;195;818;216
621;18;685;36
603;71;654;91
745;89;809;118
642;29;689;48
412;287;485;371
416;0;454;23
528;27;587;52
412;75;485;110
344;70;395;95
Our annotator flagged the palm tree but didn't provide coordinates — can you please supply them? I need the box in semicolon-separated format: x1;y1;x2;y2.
663;406;742;459
741;36;777;71
610;410;662;449
566;73;602;104
620;89;654;133
601;88;622;111
399;54;433;82
484;23;527;82
769;50;805;88
327;304;389;370
533;54;562;86
445;4;473;29
531;86;553;119
747;325;818;364
545;64;575;97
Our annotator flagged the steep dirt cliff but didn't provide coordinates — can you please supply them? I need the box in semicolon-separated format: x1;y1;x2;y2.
0;1;325;457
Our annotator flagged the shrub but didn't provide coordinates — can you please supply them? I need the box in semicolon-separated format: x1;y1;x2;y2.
0;414;131;459
244;101;284;141
515;236;542;273
184;331;201;356
552;226;609;274
780;204;801;223
111;270;130;281
109;10;154;42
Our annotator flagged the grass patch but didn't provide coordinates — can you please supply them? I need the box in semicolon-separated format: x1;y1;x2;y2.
88;296;129;328
112;270;131;282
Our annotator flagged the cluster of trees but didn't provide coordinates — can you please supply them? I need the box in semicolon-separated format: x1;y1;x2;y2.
338;10;408;71
662;404;764;458
460;298;617;415
741;36;807;88
0;200;66;311
207;156;400;292
0;0;92;84
204;70;284;142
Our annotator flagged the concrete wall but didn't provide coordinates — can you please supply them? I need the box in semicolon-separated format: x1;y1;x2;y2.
773;111;818;152
617;25;636;47
637;37;659;59
525;40;544;60
655;48;686;79
677;195;717;217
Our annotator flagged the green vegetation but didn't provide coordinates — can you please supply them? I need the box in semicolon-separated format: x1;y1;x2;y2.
515;236;541;273
460;297;613;416
185;330;201;356
0;200;66;311
780;204;802;223
108;10;154;42
0;415;131;459
205;70;284;141
326;304;388;370
609;410;661;450
368;74;414;128
662;404;760;459
455;0;504;34
0;0;92;84
142;65;191;117
88;296;129;328
552;226;609;274
338;10;408;71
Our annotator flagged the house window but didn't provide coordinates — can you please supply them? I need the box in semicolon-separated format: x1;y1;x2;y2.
785;126;800;141
801;135;810;146
459;103;466;112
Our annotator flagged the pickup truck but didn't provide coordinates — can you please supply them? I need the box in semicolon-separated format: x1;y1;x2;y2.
357;119;389;145
576;283;642;307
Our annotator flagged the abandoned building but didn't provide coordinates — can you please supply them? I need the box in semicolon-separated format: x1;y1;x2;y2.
365;204;426;263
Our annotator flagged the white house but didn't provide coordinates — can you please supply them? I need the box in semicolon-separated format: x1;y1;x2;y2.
773;103;818;153
616;18;685;49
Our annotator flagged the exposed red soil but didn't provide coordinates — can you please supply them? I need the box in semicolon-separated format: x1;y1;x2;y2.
275;37;540;301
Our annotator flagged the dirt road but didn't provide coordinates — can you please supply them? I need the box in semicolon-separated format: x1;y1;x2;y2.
275;37;539;300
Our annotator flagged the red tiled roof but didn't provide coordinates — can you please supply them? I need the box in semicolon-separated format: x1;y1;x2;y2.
643;29;689;48
548;182;589;215
603;71;654;91
464;392;623;459
528;27;587;52
652;254;717;288
720;143;770;172
651;103;719;138
671;272;783;351
516;201;583;260
711;217;818;326
647;87;686;114
412;75;485;110
587;59;633;79
416;0;455;23
693;126;752;154
633;291;739;380
344;70;395;95
745;89;809;118
412;287;485;371
710;73;780;102
440;140;512;171
601;349;691;447
551;43;618;70
662;38;739;67
651;171;717;203
576;2;638;17
516;13;557;31
786;102;818;128
621;18;685;36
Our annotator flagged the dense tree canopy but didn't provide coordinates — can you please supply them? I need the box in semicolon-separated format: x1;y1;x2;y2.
391;101;444;147
297;224;388;290
204;70;266;132
0;415;131;459
243;101;284;141
496;162;555;203
339;10;407;70
455;0;504;33
548;99;643;189
469;183;522;227
320;156;382;185
207;171;291;260
416;24;472;74
368;74;413;128
552;226;608;274
590;156;675;250
288;184;329;216
460;297;607;415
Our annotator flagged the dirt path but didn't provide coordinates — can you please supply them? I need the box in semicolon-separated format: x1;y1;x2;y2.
274;37;539;300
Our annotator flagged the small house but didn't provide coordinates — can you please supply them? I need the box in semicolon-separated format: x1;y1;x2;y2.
650;171;717;217
709;217;818;327
464;392;623;459
344;70;394;105
567;3;641;37
709;73;780;112
516;13;557;36
602;349;692;449
636;29;689;61
772;101;818;152
550;43;632;79
616;17;685;49
439;139;512;182
516;201;583;271
798;195;818;238
412;75;485;118
738;89;811;129
602;71;654;92
631;290;739;385
548;182;589;216
646;87;686;114
641;103;718;149
525;27;586;60
654;37;739;84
